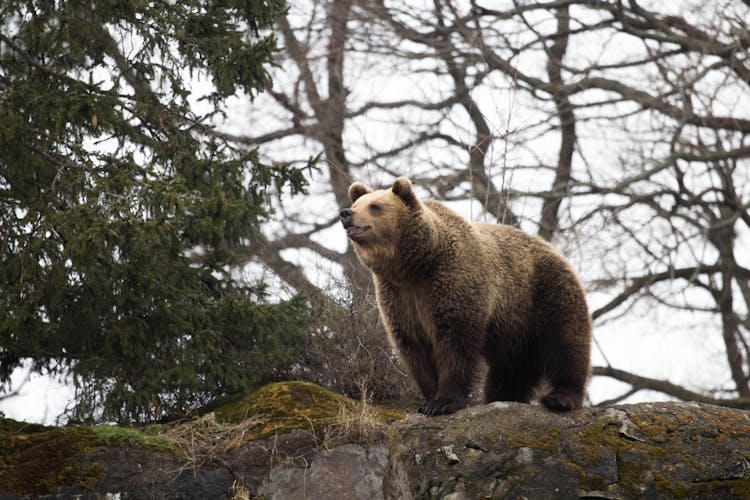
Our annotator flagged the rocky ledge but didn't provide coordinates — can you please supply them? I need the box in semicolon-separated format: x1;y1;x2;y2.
2;384;750;499
386;401;750;499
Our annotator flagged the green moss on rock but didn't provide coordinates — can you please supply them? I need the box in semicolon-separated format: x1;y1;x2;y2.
506;424;560;453
0;419;104;496
89;424;177;453
0;418;176;496
206;380;404;439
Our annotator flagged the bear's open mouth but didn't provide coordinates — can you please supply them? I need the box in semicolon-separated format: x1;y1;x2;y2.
346;225;371;238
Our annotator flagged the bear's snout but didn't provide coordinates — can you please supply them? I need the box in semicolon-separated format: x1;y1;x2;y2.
340;208;371;239
339;208;353;226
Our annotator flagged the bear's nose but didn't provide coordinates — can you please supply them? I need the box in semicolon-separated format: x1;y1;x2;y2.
339;208;353;225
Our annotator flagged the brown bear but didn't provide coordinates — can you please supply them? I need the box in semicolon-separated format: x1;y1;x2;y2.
339;177;592;416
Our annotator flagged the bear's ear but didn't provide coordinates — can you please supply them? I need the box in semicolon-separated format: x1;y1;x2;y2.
391;177;417;207
348;182;372;203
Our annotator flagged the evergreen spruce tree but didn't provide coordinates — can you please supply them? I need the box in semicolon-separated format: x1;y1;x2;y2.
0;1;310;423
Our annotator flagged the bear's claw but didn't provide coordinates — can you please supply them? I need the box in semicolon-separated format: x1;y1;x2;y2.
418;397;467;416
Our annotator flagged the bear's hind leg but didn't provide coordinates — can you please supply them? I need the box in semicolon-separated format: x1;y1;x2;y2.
540;382;585;411
540;325;590;411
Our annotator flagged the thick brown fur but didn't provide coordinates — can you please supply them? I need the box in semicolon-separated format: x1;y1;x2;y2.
340;177;592;416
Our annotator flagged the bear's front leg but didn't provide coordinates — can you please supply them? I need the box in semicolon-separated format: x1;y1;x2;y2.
419;379;469;416
392;332;439;403
419;320;481;416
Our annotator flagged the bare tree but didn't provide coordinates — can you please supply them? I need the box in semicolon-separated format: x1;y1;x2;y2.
228;0;750;407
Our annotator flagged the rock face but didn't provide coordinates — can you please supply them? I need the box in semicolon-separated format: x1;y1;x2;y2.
385;401;750;499
1;426;384;500
4;396;750;498
259;443;388;500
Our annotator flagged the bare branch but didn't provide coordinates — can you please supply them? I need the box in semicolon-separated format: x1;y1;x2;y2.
537;4;576;241
593;366;750;410
592;265;750;320
566;76;750;133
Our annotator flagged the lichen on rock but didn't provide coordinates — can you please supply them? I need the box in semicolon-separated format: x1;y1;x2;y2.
384;401;750;499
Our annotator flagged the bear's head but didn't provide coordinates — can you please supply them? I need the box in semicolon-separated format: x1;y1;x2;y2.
339;177;419;252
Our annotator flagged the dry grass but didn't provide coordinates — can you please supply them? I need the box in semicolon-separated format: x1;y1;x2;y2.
320;386;391;449
162;412;267;470
160;385;400;467
230;479;251;500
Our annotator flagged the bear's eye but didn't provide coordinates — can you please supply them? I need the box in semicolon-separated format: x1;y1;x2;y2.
369;203;382;215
